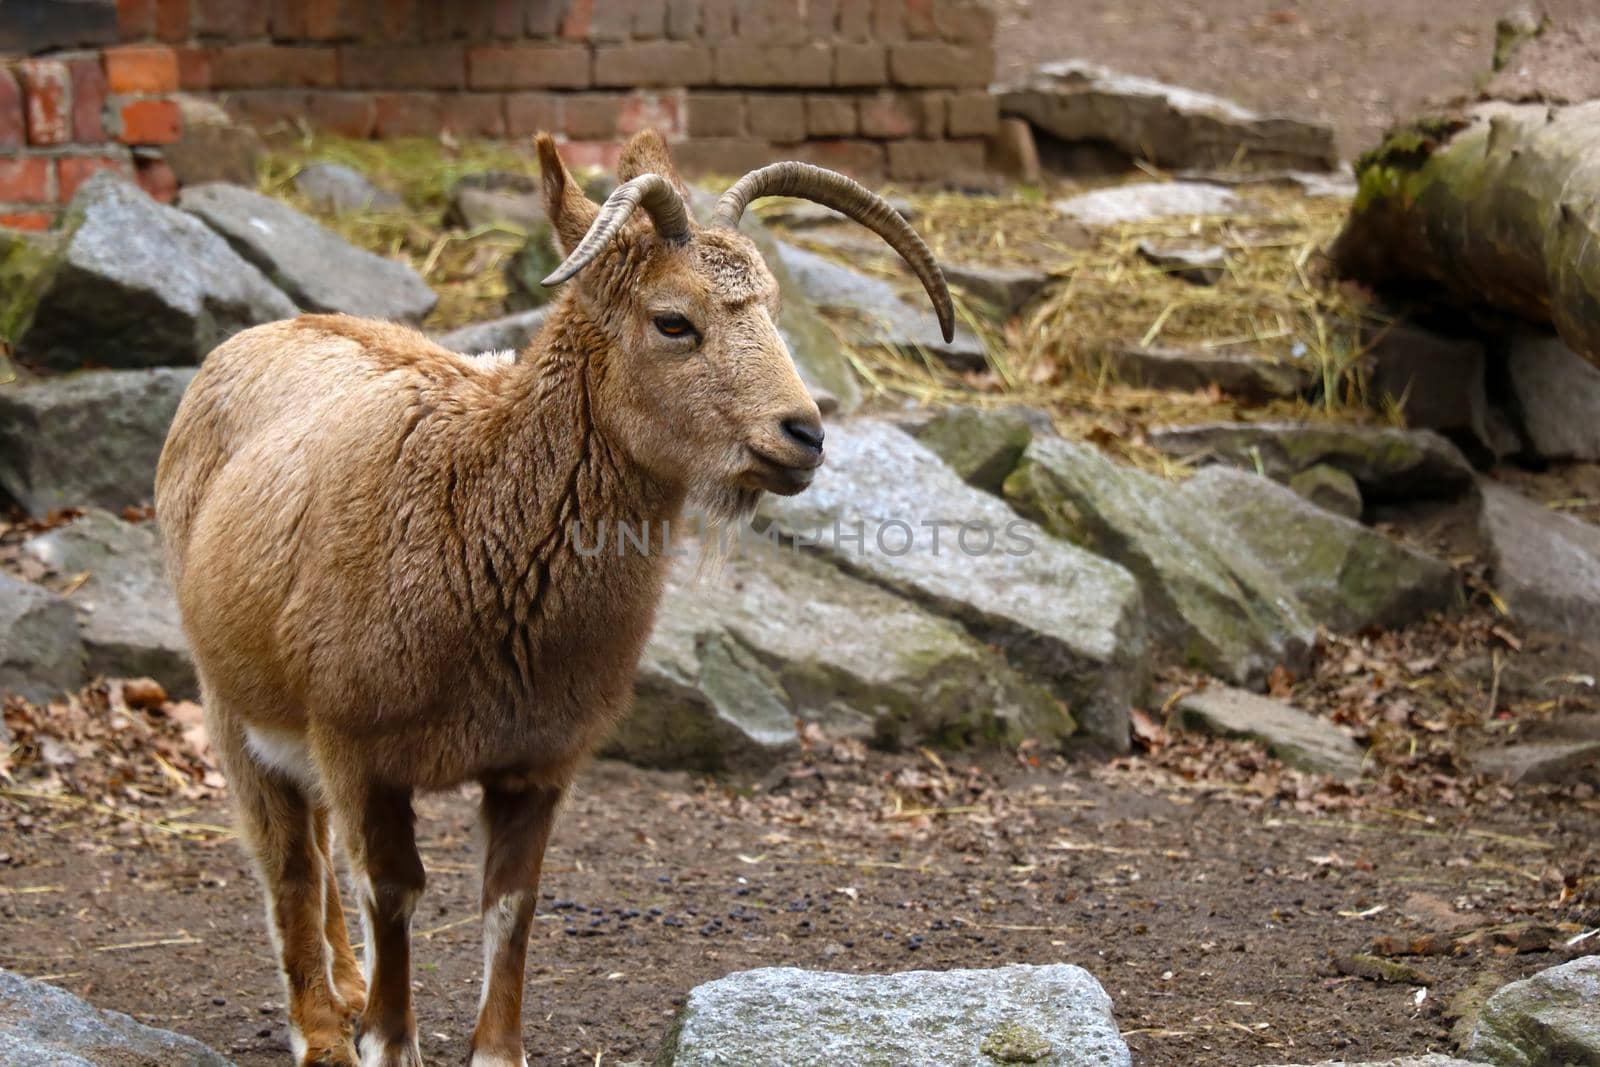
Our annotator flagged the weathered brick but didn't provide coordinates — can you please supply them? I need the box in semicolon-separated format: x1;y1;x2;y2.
563;93;623;140
630;0;668;37
58;153;133;199
374;0;416;40
871;0;905;41
526;0;566;36
945;89;998;136
68;55;108;143
373;92;443;137
987;116;1039;183
617;91;682;138
671;137;772;176
118;0;156;38
0;157;52;203
805;94;857;137
505;91;561;136
888;42;994;87
293;0;372;41
560;0;593;38
116;98;182;144
176;47;215;90
833;43;886;86
308;92;377;137
858;91;915;139
886;137;985;182
224;90;313;130
0;211;54;231
713;44;832;87
105;45;180;94
154;0;189;41
558;140;622;172
493;0;525;38
588;0;633;41
806;0;837;40
791;138;885;180
685;92;744;137
594;42;711;88
212;46;339;89
665;0;699;38
135;156;178;202
916;90;945;137
700;0;736;39
16;60;71;147
738;0;809;45
193;0;269;38
341;45;467;90
906;0;938;38
441;94;507;138
934;0;996;42
746;93;805;142
0;69;24;150
467;45;590;90
836;0;872;40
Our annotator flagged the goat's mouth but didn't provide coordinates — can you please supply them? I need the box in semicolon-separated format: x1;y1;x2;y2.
744;446;820;495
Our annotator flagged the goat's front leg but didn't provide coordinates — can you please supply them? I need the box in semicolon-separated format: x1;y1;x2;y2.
329;781;426;1067
469;779;564;1067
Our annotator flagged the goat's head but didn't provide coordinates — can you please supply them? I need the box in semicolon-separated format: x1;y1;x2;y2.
536;130;953;519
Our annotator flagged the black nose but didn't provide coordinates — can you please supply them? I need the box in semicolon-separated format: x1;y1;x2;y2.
781;417;825;455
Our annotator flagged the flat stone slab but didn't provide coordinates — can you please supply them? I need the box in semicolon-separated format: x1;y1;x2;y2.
1507;333;1600;462
759;418;1146;749
1473;738;1600;784
293;161;400;214
1467;955;1600;1067
0;367;195;518
0;573;86;704
1001;59;1336;172
1101;345;1314;401
1480;483;1600;646
1263;1057;1481;1067
1149;421;1476;501
661;964;1130;1067
0;966;230;1066
906;405;1034;493
1053;182;1241;227
21;510;194;698
434;308;550;357
942;262;1053;319
180;181;436;323
1176;685;1365;778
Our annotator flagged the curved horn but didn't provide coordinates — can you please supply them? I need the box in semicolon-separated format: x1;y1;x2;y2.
541;173;692;287
713;162;955;342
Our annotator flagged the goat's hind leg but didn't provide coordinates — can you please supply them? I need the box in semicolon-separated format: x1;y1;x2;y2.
313;807;367;1020
218;719;358;1066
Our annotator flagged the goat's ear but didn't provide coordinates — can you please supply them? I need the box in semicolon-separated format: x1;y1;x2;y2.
535;133;600;257
617;129;692;205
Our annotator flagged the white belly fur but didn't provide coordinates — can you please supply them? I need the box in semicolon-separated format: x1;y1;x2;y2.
244;725;320;790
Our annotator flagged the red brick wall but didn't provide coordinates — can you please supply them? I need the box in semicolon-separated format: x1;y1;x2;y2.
0;44;181;228
121;0;999;180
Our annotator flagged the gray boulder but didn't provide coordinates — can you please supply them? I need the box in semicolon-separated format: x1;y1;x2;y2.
1472;736;1600;784
776;241;987;372
759;419;1146;750
1262;1057;1480;1067
942;262;1053;319
616;545;1074;769
1100;345;1314;401
21;511;193;698
435;308;550;357
0;227;60;347
179;182;436;324
906;406;1034;493
451;184;545;232
1366;325;1489;453
1467;955;1600;1067
1001;60;1336;172
1289;464;1363;521
0;368;195;517
1480;483;1600;646
1004;437;1313;686
293;161;401;215
0;967;229;1066
661;964;1130;1067
503;225;561;312
1182;467;1459;633
1136;240;1226;285
1053;182;1241;227
1148;421;1476;501
1175;685;1364;778
1506;333;1600;462
13;173;295;371
0;574;86;703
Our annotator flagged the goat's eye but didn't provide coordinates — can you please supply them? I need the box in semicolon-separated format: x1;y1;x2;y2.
653;314;696;339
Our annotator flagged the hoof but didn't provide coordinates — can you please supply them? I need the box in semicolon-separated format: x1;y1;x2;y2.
300;1038;360;1067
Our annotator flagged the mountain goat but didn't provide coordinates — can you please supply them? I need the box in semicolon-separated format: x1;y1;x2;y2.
155;130;953;1067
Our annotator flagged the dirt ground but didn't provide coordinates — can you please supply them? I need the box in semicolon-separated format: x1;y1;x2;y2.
995;0;1597;157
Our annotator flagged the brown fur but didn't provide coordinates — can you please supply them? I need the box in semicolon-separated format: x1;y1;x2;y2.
155;131;822;1067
